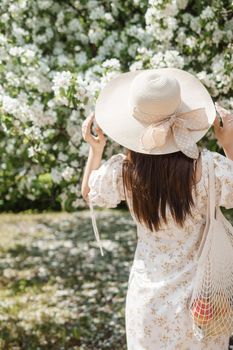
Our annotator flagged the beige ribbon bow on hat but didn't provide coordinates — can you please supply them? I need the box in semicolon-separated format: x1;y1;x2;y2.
137;108;209;159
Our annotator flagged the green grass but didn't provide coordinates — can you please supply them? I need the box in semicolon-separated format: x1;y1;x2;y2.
0;210;137;350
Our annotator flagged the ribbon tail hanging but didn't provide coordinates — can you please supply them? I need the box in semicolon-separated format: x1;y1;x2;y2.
88;196;104;256
173;126;199;159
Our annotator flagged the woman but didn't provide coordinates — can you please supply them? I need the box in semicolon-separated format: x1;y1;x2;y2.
81;68;233;349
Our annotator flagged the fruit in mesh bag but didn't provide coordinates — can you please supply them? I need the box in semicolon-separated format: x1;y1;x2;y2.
207;295;233;337
212;294;231;320
191;297;214;327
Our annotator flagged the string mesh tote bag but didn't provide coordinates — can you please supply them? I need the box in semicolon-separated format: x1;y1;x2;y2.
187;151;233;341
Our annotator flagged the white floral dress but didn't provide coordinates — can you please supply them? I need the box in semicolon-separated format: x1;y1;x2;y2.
87;148;233;350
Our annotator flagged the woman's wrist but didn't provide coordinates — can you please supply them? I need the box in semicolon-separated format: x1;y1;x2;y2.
89;145;105;157
81;146;104;200
88;145;105;170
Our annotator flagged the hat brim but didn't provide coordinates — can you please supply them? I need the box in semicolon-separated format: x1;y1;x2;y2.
95;68;216;155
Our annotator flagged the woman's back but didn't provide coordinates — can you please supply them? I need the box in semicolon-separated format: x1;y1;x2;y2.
87;148;233;349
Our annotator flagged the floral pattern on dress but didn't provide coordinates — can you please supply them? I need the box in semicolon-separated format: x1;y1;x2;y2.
88;153;126;208
88;148;233;350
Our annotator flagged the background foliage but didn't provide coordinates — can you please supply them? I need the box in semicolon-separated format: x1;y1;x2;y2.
0;0;232;211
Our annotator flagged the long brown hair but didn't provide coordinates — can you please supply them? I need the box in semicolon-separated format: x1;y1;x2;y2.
122;149;199;231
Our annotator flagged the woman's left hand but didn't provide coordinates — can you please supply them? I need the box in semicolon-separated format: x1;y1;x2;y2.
81;112;106;153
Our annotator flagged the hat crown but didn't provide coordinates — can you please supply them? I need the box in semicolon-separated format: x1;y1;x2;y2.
129;72;181;123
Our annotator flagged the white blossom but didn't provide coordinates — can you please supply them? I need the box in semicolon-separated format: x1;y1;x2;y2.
61;167;75;181
200;6;214;20
52;71;72;96
51;168;62;183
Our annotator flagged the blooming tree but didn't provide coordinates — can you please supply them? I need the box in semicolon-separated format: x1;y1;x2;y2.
0;0;232;210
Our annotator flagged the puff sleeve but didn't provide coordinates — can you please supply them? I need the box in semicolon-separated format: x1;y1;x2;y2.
88;153;126;208
211;151;233;209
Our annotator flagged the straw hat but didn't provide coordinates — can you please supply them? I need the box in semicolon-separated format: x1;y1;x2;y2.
94;68;216;159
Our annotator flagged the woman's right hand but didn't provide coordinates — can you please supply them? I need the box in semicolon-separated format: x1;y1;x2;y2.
213;103;233;150
81;112;106;153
